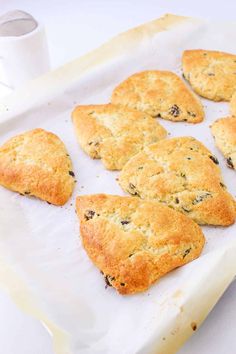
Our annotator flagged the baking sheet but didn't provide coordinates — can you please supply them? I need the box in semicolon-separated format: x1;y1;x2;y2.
0;14;236;354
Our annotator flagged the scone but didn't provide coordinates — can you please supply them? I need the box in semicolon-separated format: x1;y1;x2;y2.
211;117;236;169
119;137;235;226
0;128;75;205
230;91;236;116
76;194;205;295
111;71;204;123
72;104;167;170
182;49;236;101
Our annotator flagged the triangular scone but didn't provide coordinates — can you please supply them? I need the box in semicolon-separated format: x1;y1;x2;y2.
119;137;235;226
72;104;167;170
230;91;236;116
111;71;204;123
76;194;205;295
182;50;236;101
0;129;75;205
211;117;236;170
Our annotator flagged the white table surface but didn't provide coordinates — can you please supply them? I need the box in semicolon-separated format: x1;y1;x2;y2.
0;0;235;353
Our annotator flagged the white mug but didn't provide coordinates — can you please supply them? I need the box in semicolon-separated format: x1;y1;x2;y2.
0;10;50;89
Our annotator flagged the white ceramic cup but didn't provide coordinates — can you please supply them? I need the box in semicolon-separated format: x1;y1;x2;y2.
0;10;50;89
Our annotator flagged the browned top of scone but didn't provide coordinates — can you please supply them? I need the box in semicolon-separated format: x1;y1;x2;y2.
76;194;205;295
211;116;236;169
111;70;204;123
182;49;236;101
72;103;167;170
119;136;235;226
0;128;75;205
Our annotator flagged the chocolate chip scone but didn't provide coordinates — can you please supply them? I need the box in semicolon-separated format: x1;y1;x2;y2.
211;117;236;170
76;194;205;295
111;71;204;123
0;128;75;205
230;91;236;116
72;104;167;170
182;49;236;101
119;137;235;226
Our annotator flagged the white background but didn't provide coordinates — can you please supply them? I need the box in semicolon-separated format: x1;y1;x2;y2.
0;1;235;353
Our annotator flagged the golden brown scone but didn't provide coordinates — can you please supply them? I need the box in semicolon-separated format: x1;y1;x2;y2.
111;71;204;123
72;104;167;170
76;194;205;295
119;137;235;226
0;128;75;205
230;91;236;116
182;49;236;101
211;117;236;169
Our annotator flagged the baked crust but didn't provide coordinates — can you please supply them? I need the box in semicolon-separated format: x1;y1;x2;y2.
0;128;75;205
76;194;205;295
119;137;235;225
182;49;236;101
111;70;204;123
72;103;167;170
211;117;236;170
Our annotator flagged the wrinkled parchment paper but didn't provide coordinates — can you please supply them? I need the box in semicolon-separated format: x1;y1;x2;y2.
0;14;236;354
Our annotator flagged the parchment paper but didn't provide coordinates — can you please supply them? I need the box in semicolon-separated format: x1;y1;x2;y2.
0;14;236;354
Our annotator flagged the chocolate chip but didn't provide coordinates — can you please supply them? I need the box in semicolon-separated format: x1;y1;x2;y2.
69;170;75;177
209;155;219;164
227;157;234;169
192;193;212;205
191;322;197;331
104;275;115;288
120;283;125;286
187;111;196;117
183;247;191;258
186;157;191;160
156;113;162;118
84;210;95;220
129;183;140;196
175;197;179;204
121;220;130;225
182;206;191;213
169;104;181;117
88;141;100;147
